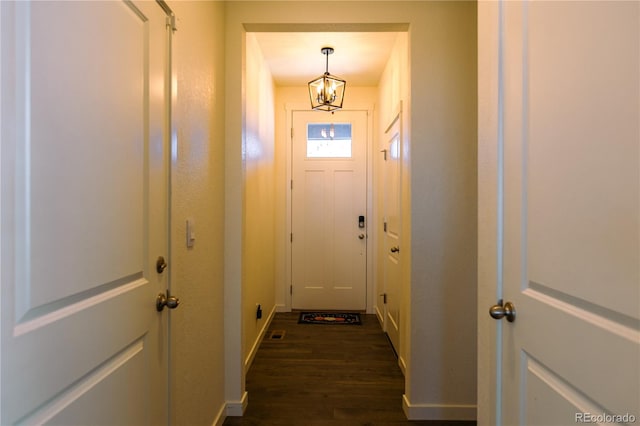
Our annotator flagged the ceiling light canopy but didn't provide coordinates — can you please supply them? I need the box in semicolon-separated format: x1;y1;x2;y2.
308;47;346;112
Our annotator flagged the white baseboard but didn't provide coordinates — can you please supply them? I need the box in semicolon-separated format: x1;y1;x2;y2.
211;403;227;426
244;305;276;373
375;306;405;377
402;395;476;421
225;392;248;417
374;305;384;327
398;355;407;376
275;303;289;313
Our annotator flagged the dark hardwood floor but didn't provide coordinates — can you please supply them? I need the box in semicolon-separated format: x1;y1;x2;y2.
223;312;476;426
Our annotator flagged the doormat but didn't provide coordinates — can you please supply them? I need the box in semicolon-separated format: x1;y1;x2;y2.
298;312;361;325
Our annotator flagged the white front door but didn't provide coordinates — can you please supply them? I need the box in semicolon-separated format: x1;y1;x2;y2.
291;110;368;310
382;109;402;357
478;1;639;424
1;1;172;424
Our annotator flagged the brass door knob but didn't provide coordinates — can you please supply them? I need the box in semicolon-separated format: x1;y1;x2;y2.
156;290;180;312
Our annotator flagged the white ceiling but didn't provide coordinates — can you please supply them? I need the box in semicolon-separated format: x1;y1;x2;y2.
252;32;400;86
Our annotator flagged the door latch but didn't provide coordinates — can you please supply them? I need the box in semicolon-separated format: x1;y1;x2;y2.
489;299;516;322
156;289;180;312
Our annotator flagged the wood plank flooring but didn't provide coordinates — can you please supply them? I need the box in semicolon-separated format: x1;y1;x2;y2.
223;312;476;426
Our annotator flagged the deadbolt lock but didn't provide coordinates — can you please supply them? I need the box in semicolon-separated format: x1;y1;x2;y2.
156;256;168;274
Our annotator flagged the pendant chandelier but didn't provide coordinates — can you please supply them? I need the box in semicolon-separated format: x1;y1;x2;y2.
308;47;346;112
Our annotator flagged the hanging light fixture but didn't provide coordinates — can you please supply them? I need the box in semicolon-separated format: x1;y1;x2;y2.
308;47;346;112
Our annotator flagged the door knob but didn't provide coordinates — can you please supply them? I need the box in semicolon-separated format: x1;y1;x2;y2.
489;299;516;322
358;233;365;240
156;290;180;311
390;246;400;253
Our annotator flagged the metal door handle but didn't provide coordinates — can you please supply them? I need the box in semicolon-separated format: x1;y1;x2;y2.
489;300;516;322
156;290;180;311
390;246;400;253
358;234;365;240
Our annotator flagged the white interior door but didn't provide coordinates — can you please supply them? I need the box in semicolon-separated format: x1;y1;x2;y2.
382;110;402;357
479;1;639;424
291;110;368;310
1;1;171;424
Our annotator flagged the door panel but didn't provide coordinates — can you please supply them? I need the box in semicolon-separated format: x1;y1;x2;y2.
292;111;367;310
479;1;639;424
302;170;326;286
333;170;357;286
382;111;402;357
1;1;170;423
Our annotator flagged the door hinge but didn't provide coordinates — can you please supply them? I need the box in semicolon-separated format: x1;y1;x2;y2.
290;285;293;295
381;149;387;161
291;127;294;138
166;14;177;32
291;180;293;190
157;1;177;31
383;221;387;232
382;293;387;304
290;233;293;242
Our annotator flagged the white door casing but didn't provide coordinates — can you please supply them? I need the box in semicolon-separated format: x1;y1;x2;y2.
291;110;368;310
382;106;402;363
478;1;639;425
1;1;172;424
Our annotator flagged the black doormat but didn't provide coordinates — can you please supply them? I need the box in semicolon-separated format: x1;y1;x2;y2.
298;312;362;325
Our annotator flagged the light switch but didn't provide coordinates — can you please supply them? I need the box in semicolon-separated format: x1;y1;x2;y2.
186;219;195;248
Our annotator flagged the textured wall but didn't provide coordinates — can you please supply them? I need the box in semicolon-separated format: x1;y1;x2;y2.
405;2;477;418
242;33;277;372
170;2;227;424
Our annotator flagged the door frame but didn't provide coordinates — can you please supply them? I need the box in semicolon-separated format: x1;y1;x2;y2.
284;104;375;313
477;1;503;423
379;102;404;371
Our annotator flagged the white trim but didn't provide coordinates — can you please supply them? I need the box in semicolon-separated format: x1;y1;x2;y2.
365;105;376;314
374;304;384;327
211;403;227;426
384;101;402;135
243;304;276;373
495;3;505;423
283;102;296;311
402;395;477;421
377;101;403;364
398;355;407;377
225;391;248;417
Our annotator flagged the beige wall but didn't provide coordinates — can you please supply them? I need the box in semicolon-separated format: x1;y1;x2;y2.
170;1;227;425
404;2;477;418
243;33;277;371
225;1;477;421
